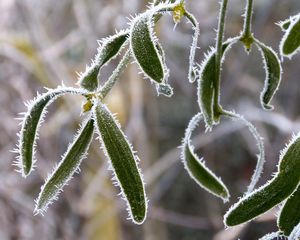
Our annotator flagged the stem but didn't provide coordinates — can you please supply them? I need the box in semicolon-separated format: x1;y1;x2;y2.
214;0;228;121
240;0;255;51
100;49;131;98
243;0;254;37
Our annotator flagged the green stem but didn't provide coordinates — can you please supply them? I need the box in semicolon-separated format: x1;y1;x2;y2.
100;49;132;98
240;0;255;50
214;0;228;121
243;0;254;37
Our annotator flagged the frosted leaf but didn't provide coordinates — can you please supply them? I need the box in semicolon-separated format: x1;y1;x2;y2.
93;101;147;224
197;37;238;130
254;39;282;110
224;132;300;227
181;113;230;201
278;184;300;236
280;13;300;59
34;118;94;214
15;86;88;177
156;83;173;97
78;30;129;91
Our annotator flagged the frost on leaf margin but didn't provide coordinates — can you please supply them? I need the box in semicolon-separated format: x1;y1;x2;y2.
181;113;230;201
14;86;88;177
34;117;94;215
254;39;282;110
93;101;147;224
78;30;129;91
224;132;300;227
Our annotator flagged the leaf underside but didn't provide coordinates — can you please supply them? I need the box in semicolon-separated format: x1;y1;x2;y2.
182;113;229;201
94;102;147;224
35;118;94;213
255;39;282;110
225;134;300;226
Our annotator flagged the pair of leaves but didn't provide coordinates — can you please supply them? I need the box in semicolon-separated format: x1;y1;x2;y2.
129;1;199;96
279;13;300;58
78;30;129;91
224;133;300;236
197;36;281;129
18;86;147;224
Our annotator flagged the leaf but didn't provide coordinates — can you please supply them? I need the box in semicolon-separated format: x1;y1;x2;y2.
197;38;238;129
15;86;87;177
130;11;166;84
156;83;173;97
181;113;230;201
255;39;282;110
35;118;94;214
224;133;300;227
129;2;179;84
278;185;300;236
93;102;147;224
280;13;300;58
78;30;129;91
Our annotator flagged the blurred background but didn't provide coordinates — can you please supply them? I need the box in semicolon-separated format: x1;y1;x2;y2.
0;0;300;239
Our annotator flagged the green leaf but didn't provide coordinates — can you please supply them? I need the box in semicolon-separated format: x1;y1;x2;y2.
197;38;238;129
254;39;282;110
181;113;230;201
94;102;147;224
15;86;87;177
130;11;166;84
224;133;300;227
78;30;129;91
35;118;94;214
278;184;300;236
280;14;300;58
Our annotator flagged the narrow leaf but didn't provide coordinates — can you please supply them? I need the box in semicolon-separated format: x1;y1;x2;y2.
15;86;87;177
78;30;129;91
93;102;147;224
197;38;238;129
181;113;230;201
35;118;94;214
129;2;178;84
280;13;300;58
224;133;300;227
278;185;300;236
255;40;282;110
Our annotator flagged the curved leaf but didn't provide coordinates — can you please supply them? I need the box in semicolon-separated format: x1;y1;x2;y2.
129;2;178;84
78;30;129;91
280;13;300;58
224;133;300;227
93;102;147;224
15;87;87;177
255;39;282;110
35;118;94;214
197;38;238;129
278;185;300;236
181;113;229;201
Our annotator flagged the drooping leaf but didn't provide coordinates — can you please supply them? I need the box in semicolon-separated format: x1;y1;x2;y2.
93;102;147;224
278;185;300;236
255;39;282;110
35;118;94;214
15;86;88;177
197;38;238;129
181;113;230;201
280;13;300;58
78;30;129;91
224;133;300;227
129;2;179;84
